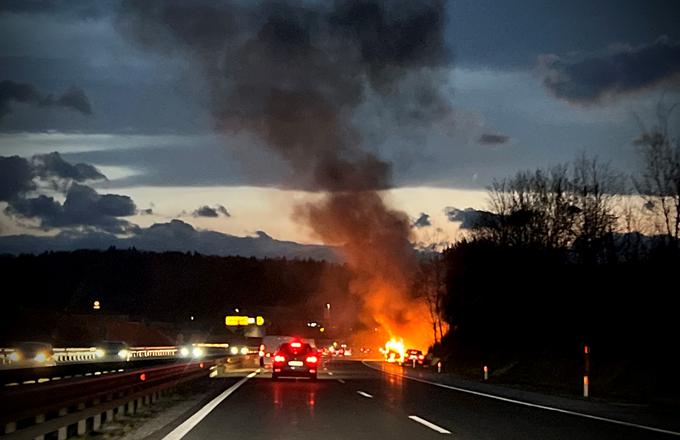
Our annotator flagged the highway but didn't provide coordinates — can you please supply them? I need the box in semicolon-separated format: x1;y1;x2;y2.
159;360;679;440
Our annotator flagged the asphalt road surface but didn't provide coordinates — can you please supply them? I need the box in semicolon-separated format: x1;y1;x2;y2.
164;360;678;440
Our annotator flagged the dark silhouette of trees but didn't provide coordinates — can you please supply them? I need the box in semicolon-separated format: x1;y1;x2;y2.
414;254;447;344
634;103;680;246
1;249;350;331
480;154;622;263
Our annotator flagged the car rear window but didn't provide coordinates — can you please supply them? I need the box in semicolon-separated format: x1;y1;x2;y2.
279;343;313;355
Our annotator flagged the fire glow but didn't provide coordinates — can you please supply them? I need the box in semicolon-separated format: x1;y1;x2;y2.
380;338;406;363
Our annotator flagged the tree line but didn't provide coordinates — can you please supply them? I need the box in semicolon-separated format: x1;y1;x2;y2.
416;107;680;400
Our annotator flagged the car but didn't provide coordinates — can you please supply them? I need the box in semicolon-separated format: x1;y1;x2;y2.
384;349;403;364
271;340;319;380
95;341;131;362
405;349;426;367
8;342;56;367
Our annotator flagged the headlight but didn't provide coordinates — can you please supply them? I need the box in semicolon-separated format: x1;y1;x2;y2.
118;349;129;359
229;346;239;355
34;352;47;363
180;347;190;357
192;347;204;358
8;352;20;362
95;349;105;358
240;347;249;355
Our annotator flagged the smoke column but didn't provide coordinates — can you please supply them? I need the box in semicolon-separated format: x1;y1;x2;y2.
118;0;453;349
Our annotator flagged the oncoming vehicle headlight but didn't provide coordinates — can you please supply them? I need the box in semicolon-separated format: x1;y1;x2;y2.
95;349;105;358
192;347;204;358
118;349;129;359
34;352;47;363
230;346;239;355
240;347;249;355
180;347;190;357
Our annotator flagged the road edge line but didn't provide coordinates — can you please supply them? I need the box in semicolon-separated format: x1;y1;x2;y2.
361;361;680;437
162;369;259;440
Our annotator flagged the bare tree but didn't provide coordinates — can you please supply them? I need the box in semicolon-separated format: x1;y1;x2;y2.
483;154;621;259
634;103;680;245
487;165;579;249
414;254;447;344
571;154;623;263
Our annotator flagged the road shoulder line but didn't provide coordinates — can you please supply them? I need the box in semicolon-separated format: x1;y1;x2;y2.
408;415;452;434
162;369;259;440
361;361;680;437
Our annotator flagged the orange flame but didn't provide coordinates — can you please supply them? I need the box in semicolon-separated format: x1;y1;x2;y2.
379;337;406;362
298;192;436;354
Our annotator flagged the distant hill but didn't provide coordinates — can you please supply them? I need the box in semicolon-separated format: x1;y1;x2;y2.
0;219;340;261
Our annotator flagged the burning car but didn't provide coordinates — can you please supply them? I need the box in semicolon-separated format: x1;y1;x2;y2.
380;338;406;364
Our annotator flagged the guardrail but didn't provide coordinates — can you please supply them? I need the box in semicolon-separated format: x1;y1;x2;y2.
0;359;217;439
0;344;236;370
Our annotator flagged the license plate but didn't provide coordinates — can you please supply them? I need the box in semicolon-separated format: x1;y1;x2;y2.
288;361;303;366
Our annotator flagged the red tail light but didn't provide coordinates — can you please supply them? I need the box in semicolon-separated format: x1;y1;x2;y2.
274;355;286;363
305;355;318;364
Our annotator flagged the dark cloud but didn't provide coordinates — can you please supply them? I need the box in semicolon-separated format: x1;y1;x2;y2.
0;156;35;201
542;37;680;105
0;80;92;121
192;204;230;218
0;152;104;201
478;133;510;145
2;153;136;234
54;87;92;115
139;208;153;215
32;152;105;182
0;0;110;19
5;183;137;234
412;212;431;228
444;207;499;229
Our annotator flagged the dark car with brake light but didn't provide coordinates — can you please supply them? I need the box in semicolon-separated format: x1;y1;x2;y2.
271;340;319;380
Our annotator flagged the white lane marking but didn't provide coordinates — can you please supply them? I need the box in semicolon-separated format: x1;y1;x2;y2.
327;371;334;376
357;390;373;399
337;379;346;384
162;369;259;440
409;415;452;434
362;361;680;437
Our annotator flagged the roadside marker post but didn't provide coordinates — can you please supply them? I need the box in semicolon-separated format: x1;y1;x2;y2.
583;345;590;398
437;361;442;373
483;365;489;381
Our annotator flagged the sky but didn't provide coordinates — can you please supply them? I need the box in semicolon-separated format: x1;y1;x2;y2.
1;0;679;248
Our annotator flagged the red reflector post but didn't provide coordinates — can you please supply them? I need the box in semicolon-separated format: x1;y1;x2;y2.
199;362;205;368
139;373;147;381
